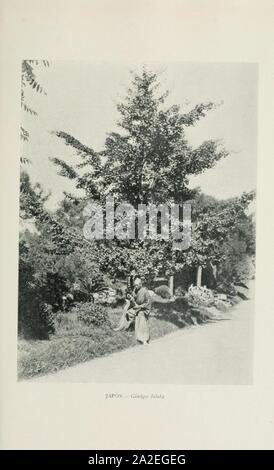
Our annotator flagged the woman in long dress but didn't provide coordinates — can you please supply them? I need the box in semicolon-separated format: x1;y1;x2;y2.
113;267;137;332
114;276;176;344
131;277;152;344
114;277;152;344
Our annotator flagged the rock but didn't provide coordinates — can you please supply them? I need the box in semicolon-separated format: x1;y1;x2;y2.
215;293;227;301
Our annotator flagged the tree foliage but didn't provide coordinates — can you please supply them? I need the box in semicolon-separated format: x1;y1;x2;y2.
21;60;50;163
52;69;228;206
49;68;255;280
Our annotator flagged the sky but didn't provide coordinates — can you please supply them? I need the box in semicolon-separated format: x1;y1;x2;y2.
22;61;258;210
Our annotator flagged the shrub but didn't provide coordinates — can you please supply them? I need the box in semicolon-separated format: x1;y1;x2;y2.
19;300;55;340
155;285;172;299
18;241;57;339
174;286;187;297
39;303;55;337
74;302;110;327
185;285;214;307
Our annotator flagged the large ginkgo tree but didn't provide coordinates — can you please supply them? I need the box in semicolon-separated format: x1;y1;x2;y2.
50;68;254;288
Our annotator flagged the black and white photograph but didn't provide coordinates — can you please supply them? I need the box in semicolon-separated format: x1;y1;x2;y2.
18;61;257;384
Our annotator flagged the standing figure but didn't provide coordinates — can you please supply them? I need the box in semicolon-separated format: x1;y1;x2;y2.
113;266;137;331
114;276;152;346
132;277;152;345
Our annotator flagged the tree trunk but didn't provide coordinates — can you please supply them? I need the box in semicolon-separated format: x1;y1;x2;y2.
169;275;174;296
197;266;202;287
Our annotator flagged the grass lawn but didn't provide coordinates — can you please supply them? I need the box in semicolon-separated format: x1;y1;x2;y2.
18;305;180;380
